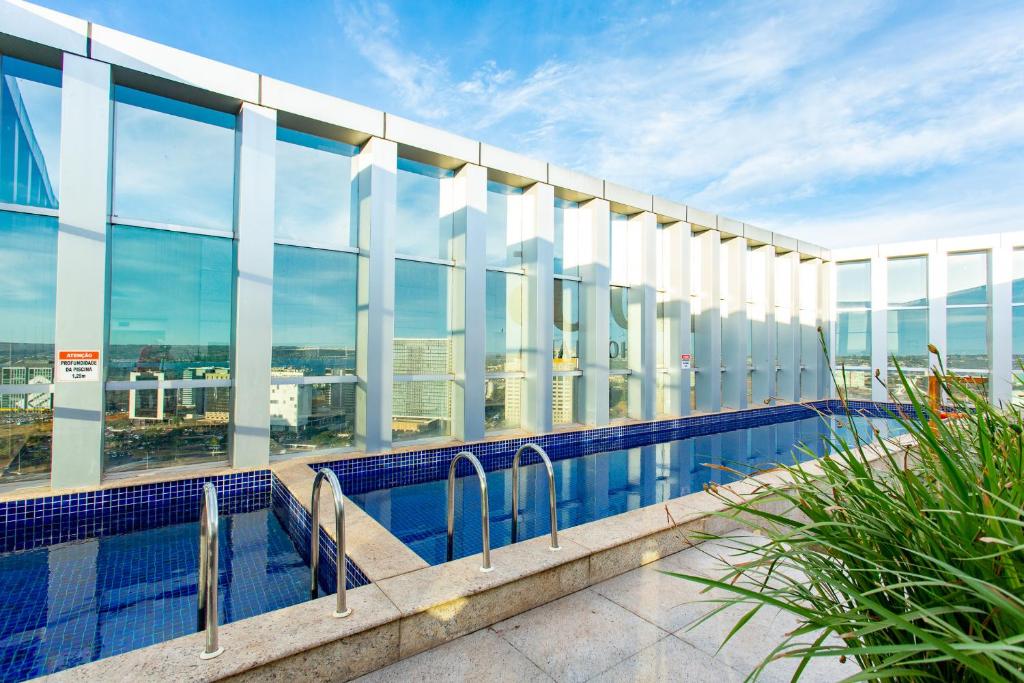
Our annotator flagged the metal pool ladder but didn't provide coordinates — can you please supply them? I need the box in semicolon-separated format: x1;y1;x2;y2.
446;451;493;572
197;482;223;660
310;468;352;618
511;443;561;551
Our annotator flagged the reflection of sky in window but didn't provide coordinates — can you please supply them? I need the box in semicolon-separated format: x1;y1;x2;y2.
112;87;235;231
887;256;928;307
836;260;871;307
610;285;628;369
609;213;630;284
486;181;522;267
554;198;579;276
396;158;452;260
394;259;450;339
485;271;523;371
946;251;989;305
947;307;988;358
1;58;62;206
887;308;928;358
272;245;356;349
275;128;357;248
837;310;870;356
553;279;579;360
0;212;56;348
1014;250;1024;304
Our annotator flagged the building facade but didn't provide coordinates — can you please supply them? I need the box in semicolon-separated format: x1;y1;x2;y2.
1;0;837;490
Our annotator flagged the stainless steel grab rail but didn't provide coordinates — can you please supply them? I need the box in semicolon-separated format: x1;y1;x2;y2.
446;451;493;572
511;443;561;551
311;468;352;618
197;483;223;660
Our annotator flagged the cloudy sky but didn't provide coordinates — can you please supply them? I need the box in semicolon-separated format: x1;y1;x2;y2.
41;0;1024;247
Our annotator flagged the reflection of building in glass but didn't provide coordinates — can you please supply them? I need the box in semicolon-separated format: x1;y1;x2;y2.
269;371;311;428
1;71;57;208
552;358;577;424
1;367;52;409
128;371;164;420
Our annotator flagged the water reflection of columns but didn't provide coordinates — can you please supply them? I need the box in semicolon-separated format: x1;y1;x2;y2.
638;446;657;508
48;539;99;667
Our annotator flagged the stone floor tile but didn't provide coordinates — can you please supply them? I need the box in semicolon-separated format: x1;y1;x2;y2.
588;634;744;683
590;564;729;632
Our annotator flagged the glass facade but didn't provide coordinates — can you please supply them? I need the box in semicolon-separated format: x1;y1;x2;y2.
887;256;928;369
946;251;990;373
1;57;61;208
553;277;580;424
485;181;523;267
835;260;872;399
395;158;453;259
553;198;580;276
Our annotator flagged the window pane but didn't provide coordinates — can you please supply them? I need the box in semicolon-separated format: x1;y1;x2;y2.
885;371;928;403
395;260;451;374
946;251;989;306
273;246;357;377
609;212;630;283
610;285;629;371
838;369;872;400
270;382;354;454
0;212;56;374
887;308;928;367
836;260;871;308
485;377;520;431
552;375;576;424
112;86;235;231
887;256;928;307
395;158;452;259
103;389;228;472
947;307;989;370
553;279;579;370
392;380;451;441
485;271;523;373
486;181;523;267
108;227;233;380
1013;250;1024;304
609;374;628;419
1;57;61;208
275;128;357;248
554;198;579;276
836;310;871;366
1014;307;1024;366
0;393;51;482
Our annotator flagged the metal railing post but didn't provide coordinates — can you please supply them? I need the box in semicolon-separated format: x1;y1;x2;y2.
311;468;352;618
197;482;223;660
511;443;561;550
446;451;493;571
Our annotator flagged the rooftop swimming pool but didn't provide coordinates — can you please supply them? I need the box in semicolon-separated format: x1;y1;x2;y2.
346;408;906;565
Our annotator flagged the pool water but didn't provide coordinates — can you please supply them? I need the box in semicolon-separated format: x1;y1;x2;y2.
349;415;906;565
0;503;328;682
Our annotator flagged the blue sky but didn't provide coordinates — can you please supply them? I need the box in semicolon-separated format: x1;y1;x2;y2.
39;0;1024;248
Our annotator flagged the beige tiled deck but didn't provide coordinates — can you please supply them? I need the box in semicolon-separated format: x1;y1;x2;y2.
354;533;855;682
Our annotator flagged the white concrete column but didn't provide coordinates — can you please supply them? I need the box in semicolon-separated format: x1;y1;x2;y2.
695;230;721;411
662;221;692;416
629;211;657;419
750;244;776;404
451;163;487;441
776;250;801;402
522;182;554;433
928;247;947;371
229;103;276;468
578;198;610;425
992;239;1013;404
721;236;748;409
355;137;397;451
870;252;888;402
51;54;111;489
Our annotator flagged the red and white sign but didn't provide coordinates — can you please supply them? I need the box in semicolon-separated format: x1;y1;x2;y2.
680;353;692;370
56;350;100;382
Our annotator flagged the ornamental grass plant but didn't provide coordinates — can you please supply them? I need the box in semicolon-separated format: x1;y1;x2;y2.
667;344;1024;682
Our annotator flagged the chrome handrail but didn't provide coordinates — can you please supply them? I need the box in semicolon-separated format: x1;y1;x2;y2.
197;482;223;660
311;468;352;618
511;443;561;550
446;451;493;572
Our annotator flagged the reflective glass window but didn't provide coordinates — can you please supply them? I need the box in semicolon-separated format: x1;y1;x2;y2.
609;212;630;284
395;158;453;259
553;279;579;370
270;382;354;454
1013;249;1024;304
0;212;57;373
392;380;451;441
275;128;358;249
609;374;628;419
1;57;61;208
486;181;523;267
552;376;576;425
887;256;928;307
1013;307;1024;365
886;308;929;367
610;286;629;371
394;260;451;374
946;251;989;306
836;260;871;308
553;198;579;276
947;307;989;370
112;87;235;231
485;377;521;431
485;271;524;373
836;311;871;366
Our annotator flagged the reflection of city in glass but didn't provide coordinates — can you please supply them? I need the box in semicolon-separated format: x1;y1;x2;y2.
1;57;61;208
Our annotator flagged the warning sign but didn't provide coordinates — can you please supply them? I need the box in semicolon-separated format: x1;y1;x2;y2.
680;354;692;370
56;350;100;382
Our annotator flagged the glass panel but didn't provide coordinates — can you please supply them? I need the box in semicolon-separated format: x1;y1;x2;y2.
610;285;629;371
394;260;451;374
485;271;523;373
103;389;228;472
838;368;872;400
1;57;61;208
946;307;989;370
272;246;357;377
485;377;520;431
609;212;630;284
836;260;871;308
274;128;358;248
0;395;52;482
887;256;928;307
112;86;235;231
946;251;989;306
887;308;928;367
609;374;628;419
108;227;233;380
885;371;928;403
1013;250;1024;304
270;382;354;454
552;375;576;424
553;279;579;370
1014;307;1024;367
836;310;871;366
553;198;579;276
395;158;453;259
485;181;523;267
0;212;57;374
392;380;451;441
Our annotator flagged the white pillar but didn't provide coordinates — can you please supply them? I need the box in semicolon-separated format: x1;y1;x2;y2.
578;198;610;425
355;138;397;451
721;236;748;409
750;244;776;404
51;54;111;489
629;211;657;419
695;230;721;411
522;182;554;433
451;163;487;440
870;252;888;402
992;239;1013;405
229;103;276;468
662;221;692;416
777;250;801;402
